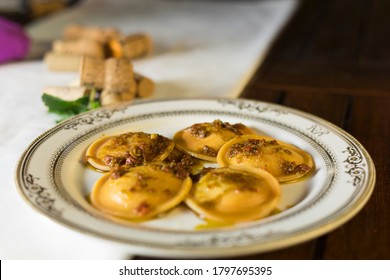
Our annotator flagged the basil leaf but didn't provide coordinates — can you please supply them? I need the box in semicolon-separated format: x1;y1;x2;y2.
42;93;90;115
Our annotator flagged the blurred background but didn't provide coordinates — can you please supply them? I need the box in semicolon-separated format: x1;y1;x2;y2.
0;0;80;24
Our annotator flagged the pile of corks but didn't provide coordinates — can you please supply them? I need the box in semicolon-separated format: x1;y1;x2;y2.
44;24;155;106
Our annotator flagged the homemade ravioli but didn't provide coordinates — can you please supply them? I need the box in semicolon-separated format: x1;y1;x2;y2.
217;135;314;183
91;164;192;220
86;132;174;171
173;119;254;162
185;166;280;223
162;148;204;176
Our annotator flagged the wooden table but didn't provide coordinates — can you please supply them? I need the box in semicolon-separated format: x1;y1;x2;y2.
238;0;389;260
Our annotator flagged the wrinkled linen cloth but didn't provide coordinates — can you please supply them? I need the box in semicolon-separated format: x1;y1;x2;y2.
0;0;297;259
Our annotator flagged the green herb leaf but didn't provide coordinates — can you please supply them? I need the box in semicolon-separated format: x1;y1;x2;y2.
42;90;102;122
42;93;90;115
89;100;101;110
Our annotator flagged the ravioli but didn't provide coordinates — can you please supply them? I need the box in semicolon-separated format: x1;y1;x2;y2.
162;148;204;176
86;132;174;171
91;164;192;220
173;119;254;162
217;135;314;183
185;166;280;223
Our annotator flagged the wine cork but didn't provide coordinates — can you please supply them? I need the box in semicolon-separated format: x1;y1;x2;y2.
134;73;155;98
100;58;137;106
100;90;121;106
100;90;135;106
104;58;136;94
108;33;152;59
79;56;105;89
63;24;121;43
52;39;105;58
44;52;81;71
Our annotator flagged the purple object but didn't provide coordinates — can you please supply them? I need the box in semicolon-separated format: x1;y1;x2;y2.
0;17;30;63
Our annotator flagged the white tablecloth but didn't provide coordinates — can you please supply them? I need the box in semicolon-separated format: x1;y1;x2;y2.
0;0;297;259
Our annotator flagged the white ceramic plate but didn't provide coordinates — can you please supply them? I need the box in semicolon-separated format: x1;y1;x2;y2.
15;99;375;258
